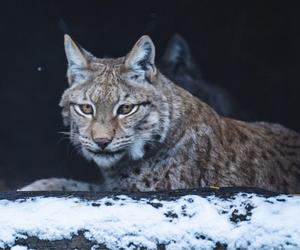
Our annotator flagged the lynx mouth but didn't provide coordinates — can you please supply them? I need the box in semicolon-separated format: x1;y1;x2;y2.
86;148;124;156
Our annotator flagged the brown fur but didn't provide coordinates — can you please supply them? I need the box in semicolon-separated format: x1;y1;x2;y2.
104;88;300;193
21;35;300;193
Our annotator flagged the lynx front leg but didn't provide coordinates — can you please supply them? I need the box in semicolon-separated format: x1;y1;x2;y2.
19;178;103;191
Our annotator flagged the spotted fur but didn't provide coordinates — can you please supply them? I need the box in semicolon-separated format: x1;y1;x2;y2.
21;35;300;193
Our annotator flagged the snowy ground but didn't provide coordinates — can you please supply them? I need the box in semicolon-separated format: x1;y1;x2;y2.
0;192;300;249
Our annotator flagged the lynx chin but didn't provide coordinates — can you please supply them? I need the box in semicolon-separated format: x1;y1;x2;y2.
21;35;300;193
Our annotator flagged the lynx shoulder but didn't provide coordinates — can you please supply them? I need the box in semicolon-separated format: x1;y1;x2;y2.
23;35;300;193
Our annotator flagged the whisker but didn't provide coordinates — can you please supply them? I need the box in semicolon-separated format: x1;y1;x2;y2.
56;130;83;157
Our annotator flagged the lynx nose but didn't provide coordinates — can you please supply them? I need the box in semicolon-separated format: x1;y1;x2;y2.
93;137;112;150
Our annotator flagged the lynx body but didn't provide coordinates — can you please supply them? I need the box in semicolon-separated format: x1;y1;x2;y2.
21;35;300;193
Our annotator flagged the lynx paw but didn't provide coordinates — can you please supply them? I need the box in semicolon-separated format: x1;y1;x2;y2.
19;178;103;191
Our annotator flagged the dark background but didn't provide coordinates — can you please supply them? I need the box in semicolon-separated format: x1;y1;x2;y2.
0;0;299;190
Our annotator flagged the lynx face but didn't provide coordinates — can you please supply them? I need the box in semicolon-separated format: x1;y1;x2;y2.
60;35;170;168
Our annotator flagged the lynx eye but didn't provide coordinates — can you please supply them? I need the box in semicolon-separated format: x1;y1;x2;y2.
117;104;136;115
79;104;93;115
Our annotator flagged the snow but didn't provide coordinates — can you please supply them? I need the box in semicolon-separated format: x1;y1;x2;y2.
10;246;31;250
0;193;300;249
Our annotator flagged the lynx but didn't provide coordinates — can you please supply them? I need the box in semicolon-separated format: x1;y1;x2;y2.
159;34;235;117
159;34;252;120
21;35;300;193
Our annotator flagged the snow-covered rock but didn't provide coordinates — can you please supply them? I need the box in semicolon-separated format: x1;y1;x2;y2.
0;189;299;249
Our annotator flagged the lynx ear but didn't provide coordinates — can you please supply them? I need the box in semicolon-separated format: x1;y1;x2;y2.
124;35;157;82
161;34;194;73
64;34;93;85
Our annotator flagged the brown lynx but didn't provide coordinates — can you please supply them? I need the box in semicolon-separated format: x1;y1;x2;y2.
21;35;300;193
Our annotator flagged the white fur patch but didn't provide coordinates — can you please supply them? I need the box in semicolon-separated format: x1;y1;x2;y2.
129;139;145;160
83;148;125;169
